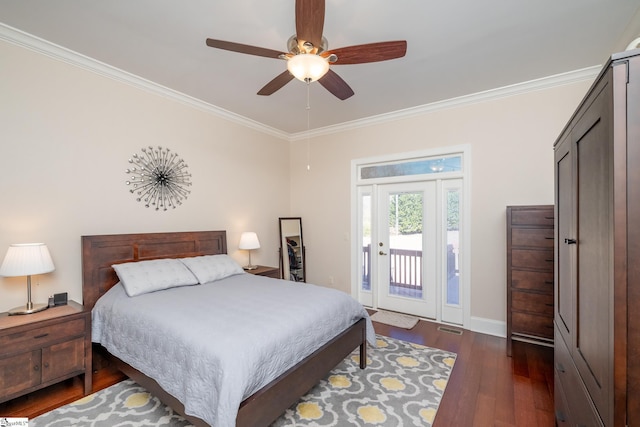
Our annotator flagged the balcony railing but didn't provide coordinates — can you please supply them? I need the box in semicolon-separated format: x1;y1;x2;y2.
362;244;423;291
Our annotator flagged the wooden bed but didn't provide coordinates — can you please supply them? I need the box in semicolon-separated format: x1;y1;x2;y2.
82;230;367;427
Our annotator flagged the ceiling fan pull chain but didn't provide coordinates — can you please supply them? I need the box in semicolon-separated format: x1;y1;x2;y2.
306;82;311;171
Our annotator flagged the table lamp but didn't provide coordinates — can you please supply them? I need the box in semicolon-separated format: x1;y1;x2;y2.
239;232;260;270
0;243;55;315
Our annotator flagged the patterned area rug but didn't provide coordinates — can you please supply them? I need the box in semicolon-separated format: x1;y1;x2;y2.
31;335;456;427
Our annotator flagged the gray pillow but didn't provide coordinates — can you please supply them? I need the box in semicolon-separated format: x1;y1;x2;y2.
113;258;199;297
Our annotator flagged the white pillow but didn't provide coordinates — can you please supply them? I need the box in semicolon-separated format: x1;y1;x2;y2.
112;258;199;297
179;254;245;284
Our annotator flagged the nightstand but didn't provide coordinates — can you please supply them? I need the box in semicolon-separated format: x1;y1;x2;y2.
246;265;280;279
0;300;92;404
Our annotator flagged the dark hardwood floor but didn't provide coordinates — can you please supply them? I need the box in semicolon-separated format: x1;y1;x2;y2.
0;317;554;426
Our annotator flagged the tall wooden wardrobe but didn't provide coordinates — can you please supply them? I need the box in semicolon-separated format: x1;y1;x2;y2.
553;48;640;426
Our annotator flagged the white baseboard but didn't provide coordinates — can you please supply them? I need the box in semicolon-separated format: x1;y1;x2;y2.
467;316;506;338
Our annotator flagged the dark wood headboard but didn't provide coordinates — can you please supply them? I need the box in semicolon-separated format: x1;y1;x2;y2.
82;231;227;310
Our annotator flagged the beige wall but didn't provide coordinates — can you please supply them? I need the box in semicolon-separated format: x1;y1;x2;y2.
0;40;289;312
289;81;592;334
0;37;596;335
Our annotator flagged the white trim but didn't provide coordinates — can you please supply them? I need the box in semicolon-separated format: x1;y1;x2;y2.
1;23;600;142
467;316;506;338
0;23;289;141
291;66;600;140
351;145;471;328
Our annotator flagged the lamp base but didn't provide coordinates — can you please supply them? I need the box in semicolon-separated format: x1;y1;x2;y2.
8;302;49;316
243;265;258;270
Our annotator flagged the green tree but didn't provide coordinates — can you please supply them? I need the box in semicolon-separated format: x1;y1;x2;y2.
389;193;423;234
447;191;459;231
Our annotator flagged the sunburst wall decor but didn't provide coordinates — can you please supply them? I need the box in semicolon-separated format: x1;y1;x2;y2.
125;146;192;211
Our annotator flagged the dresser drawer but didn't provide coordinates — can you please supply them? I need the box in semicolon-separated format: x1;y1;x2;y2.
510;209;554;226
511;249;554;271
511;290;554;316
0;317;86;356
511;270;553;293
511;228;554;248
512;312;553;338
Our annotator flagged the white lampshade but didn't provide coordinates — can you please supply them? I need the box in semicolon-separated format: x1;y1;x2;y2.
0;243;55;315
0;243;55;277
239;232;260;250
287;54;330;82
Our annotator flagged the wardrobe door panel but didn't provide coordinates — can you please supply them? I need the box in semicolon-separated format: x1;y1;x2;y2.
555;136;573;347
574;80;613;424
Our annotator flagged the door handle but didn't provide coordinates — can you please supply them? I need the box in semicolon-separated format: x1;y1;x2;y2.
564;238;577;245
379;251;387;255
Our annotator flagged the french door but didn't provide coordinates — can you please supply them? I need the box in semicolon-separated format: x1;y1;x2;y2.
353;150;467;325
376;182;437;318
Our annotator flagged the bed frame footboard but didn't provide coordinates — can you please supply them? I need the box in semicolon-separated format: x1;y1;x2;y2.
82;231;368;427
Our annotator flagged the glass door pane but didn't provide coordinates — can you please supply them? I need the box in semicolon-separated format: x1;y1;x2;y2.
388;191;423;299
377;182;437;319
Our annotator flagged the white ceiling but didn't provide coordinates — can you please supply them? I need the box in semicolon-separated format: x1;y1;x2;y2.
2;1;640;135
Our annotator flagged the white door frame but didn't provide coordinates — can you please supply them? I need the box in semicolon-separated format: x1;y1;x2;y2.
350;145;471;327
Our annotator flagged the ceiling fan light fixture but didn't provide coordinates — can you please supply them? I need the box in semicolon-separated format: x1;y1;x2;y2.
287;54;330;82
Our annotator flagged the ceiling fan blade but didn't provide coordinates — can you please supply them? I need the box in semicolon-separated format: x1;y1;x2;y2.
206;39;285;59
296;0;325;50
324;40;407;65
257;71;295;96
318;69;354;100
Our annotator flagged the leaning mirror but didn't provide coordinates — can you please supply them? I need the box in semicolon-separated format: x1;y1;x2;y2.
279;217;305;282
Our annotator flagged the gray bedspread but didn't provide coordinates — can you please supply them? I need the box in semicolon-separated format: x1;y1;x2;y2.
92;273;375;427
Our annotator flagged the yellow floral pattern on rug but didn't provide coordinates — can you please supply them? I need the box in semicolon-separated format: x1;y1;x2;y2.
32;335;456;427
274;334;456;427
125;392;151;408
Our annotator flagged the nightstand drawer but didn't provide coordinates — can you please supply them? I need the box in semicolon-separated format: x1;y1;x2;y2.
0;318;86;356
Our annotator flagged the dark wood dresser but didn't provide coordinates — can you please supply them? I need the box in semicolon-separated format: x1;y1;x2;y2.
506;205;554;356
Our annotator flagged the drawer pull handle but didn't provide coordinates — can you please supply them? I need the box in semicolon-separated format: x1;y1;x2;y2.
555;410;567;423
545;281;553;285
33;364;40;372
34;333;49;339
544;216;554;220
556;362;565;373
544;237;554;240
545;303;554;306
564;238;577;245
44;362;49;368
545;259;553;263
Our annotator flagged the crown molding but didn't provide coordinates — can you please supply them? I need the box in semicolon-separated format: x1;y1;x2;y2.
0;23;289;140
290;65;601;141
2;23;599;143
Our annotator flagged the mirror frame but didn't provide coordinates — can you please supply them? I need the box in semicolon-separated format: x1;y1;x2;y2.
279;217;306;282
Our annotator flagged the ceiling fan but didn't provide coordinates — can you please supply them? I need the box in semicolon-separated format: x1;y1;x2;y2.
205;0;407;100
